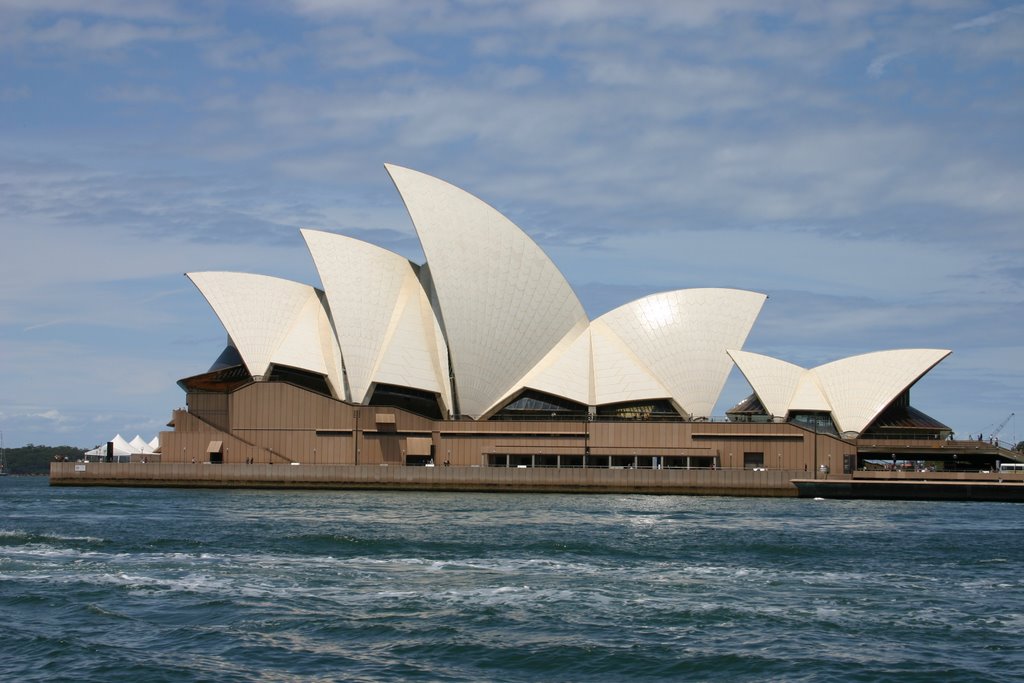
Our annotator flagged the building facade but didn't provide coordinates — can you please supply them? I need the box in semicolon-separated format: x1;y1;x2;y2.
160;165;986;476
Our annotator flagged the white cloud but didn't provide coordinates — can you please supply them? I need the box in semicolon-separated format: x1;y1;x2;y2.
310;25;421;69
0;0;185;21
867;51;908;78
202;31;297;71
952;5;1024;32
25;17;200;50
98;84;181;103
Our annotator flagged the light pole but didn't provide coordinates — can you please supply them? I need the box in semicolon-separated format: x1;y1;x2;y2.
583;411;591;469
354;410;360;465
812;415;818;479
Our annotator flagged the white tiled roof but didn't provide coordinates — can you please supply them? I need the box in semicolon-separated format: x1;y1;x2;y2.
728;350;808;418
591;320;673;406
730;348;951;435
301;229;449;408
812;349;951;435
187;165;948;431
597;289;766;418
386;164;588;418
187;272;341;394
485;326;594;415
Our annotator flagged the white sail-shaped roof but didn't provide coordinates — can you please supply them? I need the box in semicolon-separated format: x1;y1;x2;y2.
387;164;589;418
148;435;160;451
302;229;450;410
183;164;953;436
370;269;452;410
187;272;343;396
591;320;673;406
812;349;951;436
730;348;951;436
269;289;345;397
488;285;768;415
789;374;831;412
596;289;767;418
727;350;806;418
484;327;594;415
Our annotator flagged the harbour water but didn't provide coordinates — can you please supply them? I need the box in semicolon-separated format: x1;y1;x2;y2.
2;476;1022;682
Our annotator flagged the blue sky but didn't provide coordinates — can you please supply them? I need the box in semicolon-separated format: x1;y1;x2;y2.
1;1;1022;449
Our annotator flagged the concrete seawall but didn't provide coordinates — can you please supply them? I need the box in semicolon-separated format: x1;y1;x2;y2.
49;462;799;497
793;478;1024;502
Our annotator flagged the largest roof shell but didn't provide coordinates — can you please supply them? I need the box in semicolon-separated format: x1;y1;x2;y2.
386;164;590;418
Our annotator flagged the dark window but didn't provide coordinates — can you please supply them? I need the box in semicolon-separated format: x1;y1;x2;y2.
368;384;444;420
789;412;839;437
596;399;681;421
491;389;588;420
208;344;245;372
267;365;333;397
726;393;771;422
743;452;764;469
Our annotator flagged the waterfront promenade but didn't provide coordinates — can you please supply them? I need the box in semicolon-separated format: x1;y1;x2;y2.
51;461;1024;501
50;462;798;497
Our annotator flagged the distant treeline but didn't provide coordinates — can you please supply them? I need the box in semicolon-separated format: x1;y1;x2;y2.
4;444;87;475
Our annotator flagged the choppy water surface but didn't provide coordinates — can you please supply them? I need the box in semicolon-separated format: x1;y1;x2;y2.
2;477;1022;682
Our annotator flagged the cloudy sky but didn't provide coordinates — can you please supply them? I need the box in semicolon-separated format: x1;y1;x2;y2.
2;0;1022;449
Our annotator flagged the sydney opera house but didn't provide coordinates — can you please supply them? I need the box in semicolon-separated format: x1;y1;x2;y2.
154;164;992;479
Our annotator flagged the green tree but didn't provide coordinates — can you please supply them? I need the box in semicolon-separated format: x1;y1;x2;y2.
4;445;86;475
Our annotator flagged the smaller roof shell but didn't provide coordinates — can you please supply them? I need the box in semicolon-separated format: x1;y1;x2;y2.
187;272;344;397
812;349;951;435
728;348;951;436
302;229;451;409
596;289;767;418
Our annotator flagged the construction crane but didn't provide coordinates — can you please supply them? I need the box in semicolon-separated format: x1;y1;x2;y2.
989;412;1014;444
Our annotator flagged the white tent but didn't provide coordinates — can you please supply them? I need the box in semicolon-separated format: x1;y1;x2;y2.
111;434;134;454
129;435;153;453
84;434;160;461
